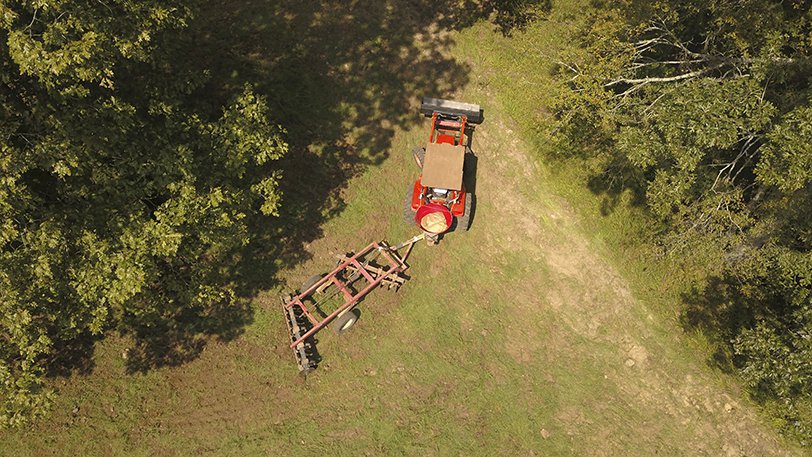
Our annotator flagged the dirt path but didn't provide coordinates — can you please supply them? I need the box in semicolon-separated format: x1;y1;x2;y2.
467;103;796;456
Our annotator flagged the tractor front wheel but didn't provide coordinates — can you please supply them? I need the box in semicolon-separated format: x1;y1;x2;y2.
412;146;426;169
453;193;474;232
334;309;360;334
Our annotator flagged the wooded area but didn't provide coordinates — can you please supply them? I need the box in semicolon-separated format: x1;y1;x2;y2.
557;0;812;440
0;0;287;426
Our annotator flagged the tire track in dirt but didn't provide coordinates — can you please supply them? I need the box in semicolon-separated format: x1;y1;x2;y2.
469;110;796;456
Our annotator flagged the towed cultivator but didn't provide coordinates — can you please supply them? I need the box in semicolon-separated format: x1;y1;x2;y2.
281;98;482;374
281;235;423;374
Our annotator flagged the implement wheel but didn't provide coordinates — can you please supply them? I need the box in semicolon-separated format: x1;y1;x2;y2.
334;309;360;334
301;274;323;293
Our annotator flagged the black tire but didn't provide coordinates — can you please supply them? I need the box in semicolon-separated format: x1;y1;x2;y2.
453;193;474;232
403;185;417;226
333;309;360;334
301;274;323;293
412;146;426;169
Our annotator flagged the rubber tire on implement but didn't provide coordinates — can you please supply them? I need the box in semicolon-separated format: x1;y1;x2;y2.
403;185;417;226
334;309;360;334
453;192;474;232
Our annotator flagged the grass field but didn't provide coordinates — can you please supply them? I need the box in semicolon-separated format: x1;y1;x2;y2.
2;0;804;455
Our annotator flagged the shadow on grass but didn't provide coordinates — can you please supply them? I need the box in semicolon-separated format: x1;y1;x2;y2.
585;153;648;216
462;147;479;230
545;129;647;216
46;334;101;378
204;0;548;295
679;275;755;374
46;1;549;377
123;298;255;374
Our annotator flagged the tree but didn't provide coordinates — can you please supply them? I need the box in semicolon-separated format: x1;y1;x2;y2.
557;0;812;440
0;0;286;426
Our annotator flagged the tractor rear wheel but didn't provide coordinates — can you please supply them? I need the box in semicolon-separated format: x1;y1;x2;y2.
334;309;360;334
403;185;417;226
453;193;474;232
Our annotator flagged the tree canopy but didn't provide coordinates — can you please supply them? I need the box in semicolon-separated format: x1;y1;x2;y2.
0;0;286;426
558;0;812;440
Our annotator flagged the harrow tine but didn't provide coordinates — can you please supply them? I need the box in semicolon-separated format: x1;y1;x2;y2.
282;298;320;375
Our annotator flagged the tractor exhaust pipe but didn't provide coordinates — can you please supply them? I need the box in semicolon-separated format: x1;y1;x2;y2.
420;97;484;124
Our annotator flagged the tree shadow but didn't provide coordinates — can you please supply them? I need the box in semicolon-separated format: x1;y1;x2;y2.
45;333;101;378
545;122;647;215
209;1;472;302
679;275;755;374
121;296;255;374
442;0;552;35
585;153;648;215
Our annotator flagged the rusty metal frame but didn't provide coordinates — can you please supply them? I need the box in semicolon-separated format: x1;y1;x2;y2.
282;242;408;350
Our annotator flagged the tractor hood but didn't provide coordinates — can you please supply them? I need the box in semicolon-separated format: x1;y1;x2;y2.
421;143;465;191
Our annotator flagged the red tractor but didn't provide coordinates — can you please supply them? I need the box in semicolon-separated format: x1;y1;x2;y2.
405;97;483;242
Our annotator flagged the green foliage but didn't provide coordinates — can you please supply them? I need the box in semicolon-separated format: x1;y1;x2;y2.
618;78;775;219
757;105;812;192
0;1;286;425
729;247;812;437
1;0;191;93
557;0;812;441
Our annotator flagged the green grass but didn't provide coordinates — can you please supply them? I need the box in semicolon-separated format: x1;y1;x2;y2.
1;1;803;455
